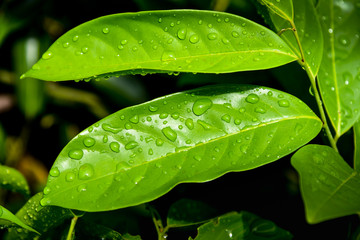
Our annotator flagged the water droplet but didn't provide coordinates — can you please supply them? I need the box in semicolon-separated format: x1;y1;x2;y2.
343;72;352;85
245;94;259;104
189;34;199;44
158;18;162;23
102;27;110;34
125;141;138;150
77;184;87;192
232;31;240;38
78;164;94;180
156;139;164;146
68;149;83;160
260;31;266;36
63;42;70;48
148;148;154;155
40;197;51;206
162;127;177;142
121;39;128;45
66;172;75;182
185;118;194;130
278;100;290;107
149;105;158;112
134;176;144;185
161;51;176;62
207;33;218;40
255;107;266;114
43;186;51;195
192;98;213;116
234;119;241;125
198;20;203;25
49;167;60;177
42;51;53;60
194;155;202;161
159;113;168;119
339;36;350;46
222;38;230;44
221;114;231;123
102;123;122;134
171;112;180;119
83;137;95;147
251;219;277;237
197;120;211;130
129;115;139;124
72;35;79;42
110;142;120;152
177;28;187;40
239;107;246;113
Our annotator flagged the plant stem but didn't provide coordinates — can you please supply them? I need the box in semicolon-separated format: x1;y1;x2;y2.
66;215;78;240
148;205;167;240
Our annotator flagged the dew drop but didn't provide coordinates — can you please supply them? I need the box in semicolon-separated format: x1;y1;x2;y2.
129;115;139;124
222;38;230;44
66;172;75;182
232;31;240;38
161;51;176;62
162;127;177;142
83;137;95;147
255;107;266;114
102;123;122;134
110;142;120;152
245;94;260;104
192;98;213;116
194;155;202;161
185;118;194;130
68;149;83;160
234;119;241;125
40;197;51;206
102;27;110;34
159;113;168;119
72;35;79;42
207;33;218;40
77;184;87;192
197;120;212;130
158;18;162;23
125;141;139;150
49;167;60;177
42;51;53;60
43;187;51;195
148;148;154;155
221;114;231;123
278;100;290;107
156;139;164;146
239;107;246;113
63;42;70;48
149;105;158;112
189;34;199;44
78;164;94;180
177;28;187;40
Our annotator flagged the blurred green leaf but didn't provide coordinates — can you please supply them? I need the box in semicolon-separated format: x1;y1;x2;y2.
166;198;218;228
0;165;30;196
291;144;360;224
41;84;321;211
317;0;360;137
0;124;5;163
22;10;297;81
354;120;360;171
5;193;73;240
0;205;39;234
192;211;292;239
257;0;293;21
0;12;25;47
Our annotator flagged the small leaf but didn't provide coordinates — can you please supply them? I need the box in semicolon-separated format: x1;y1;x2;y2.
41;84;322;211
193;211;292;239
257;0;294;22
0;205;39;234
317;0;360;136
0;165;30;196
291;144;360;224
22;10;297;81
263;0;323;78
354;120;360;171
166;198;218;228
5;193;73;240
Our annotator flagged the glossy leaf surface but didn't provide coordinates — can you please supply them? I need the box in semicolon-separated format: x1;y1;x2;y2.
265;0;323;78
317;0;360;136
41;84;321;211
166;198;218;228
291;144;360;224
22;10;297;81
257;0;293;21
0;205;38;234
0;165;30;196
5;193;73;240
192;211;292;240
354;121;360;171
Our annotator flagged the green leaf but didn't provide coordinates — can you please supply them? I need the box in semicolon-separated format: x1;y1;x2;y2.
0;13;25;47
0;205;39;234
317;0;360;136
22;10;298;81
354;120;360;171
14;37;46;119
166;198;218;228
5;193;73;240
193;211;292;240
264;0;323;78
41;84;322;211
0;165;30;196
257;0;294;22
291;144;360;224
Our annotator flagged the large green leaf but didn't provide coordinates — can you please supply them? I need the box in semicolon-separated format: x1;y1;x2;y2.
0;165;30;196
257;0;293;22
354;120;360;171
192;211;292;240
263;0;323;79
291;144;360;224
0;205;39;234
40;84;321;211
317;0;360;136
21;10;297;81
5;193;73;240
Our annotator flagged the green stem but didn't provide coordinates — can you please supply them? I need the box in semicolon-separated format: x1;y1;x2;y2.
149;206;167;240
66;215;78;240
